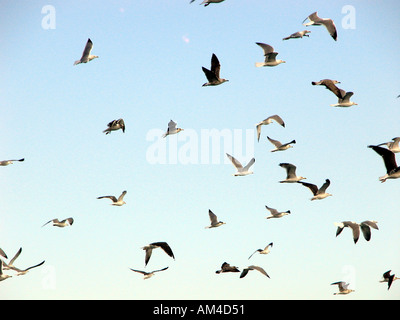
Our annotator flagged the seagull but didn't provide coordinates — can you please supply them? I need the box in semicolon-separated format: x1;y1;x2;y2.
381;270;399;290
255;43;286;67
256;115;285;142
0;248;7;259
279;163;306;183
2;247;45;276
0;260;12;282
303;12;337;41
282;30;311;40
368;145;400;182
265;205;291;219
129;267;169;280
330;89;357;107
73;38;98;65
312;79;344;99
297;179;332;200
334;220;379;243
377;137;400;153
205;209;226;228
103;118;125;135
0;158;24;166
248;242;273;259
42;217;74;228
267;136;296;152
162;120;184;138
226;153;255;176
240;265;270;279
97;190;127;206
190;0;225;6
331;281;354;295
142;242;175;266
215;262;240;274
202;53;229;86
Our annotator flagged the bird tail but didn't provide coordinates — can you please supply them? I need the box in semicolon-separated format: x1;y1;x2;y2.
255;62;265;68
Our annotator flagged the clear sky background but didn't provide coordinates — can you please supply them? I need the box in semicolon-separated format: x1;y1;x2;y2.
1;0;399;300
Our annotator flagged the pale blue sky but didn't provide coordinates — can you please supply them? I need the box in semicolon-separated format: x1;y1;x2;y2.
1;0;400;300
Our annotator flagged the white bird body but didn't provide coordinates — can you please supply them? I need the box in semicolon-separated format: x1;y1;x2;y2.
163;120;184;138
226;153;255;176
265;205;290;219
255;43;285;67
331;281;354;295
97;190;127;206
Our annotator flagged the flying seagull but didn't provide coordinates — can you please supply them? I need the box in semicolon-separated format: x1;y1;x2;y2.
162;120;184;138
265;205;291;219
97;190;127;206
42;217;74;228
267;136;295;152
282;30;311;40
279;163;306;183
226;153;255;176
312;79;344;99
190;0;225;6
73;38;98;65
297;179;332;200
331;281;354;295
377;137;400;153
248;242;273;259
215;262;240;274
103;118;125;135
202;53;229;86
0;158;24;166
255;43;286;67
368;145;400;182
2;247;45;276
330;89;357;107
142;242;175;266
381;270;399;290
205;209;226;228
129;267;169;280
256;115;285;142
303;12;337;41
334;220;379;244
240;265;270;279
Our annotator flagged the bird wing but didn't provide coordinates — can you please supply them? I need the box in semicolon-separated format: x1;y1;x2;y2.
267;115;285;127
265;52;278;63
202;67;218;83
239;268;249;278
360;223;372;241
322;80;343;99
118;190;127;201
318;179;331;194
208;210;218;224
255;42;274;56
344;221;360;243
129;268;146;275
0;248;7;259
303;12;320;24
61;217;74;225
8;247;22;266
23;260;45;272
249;265;270;278
280;163;297;178
256;124;262;142
97;195;118;202
243;158;255;171
80;38;93;60
153;266;169;273
248;250;260;260
167;120;177;131
42;219;57;227
226;153;243;169
152;242;175;260
298;181;318;195
341;91;354;102
210;53;221;78
368;145;398;173
267;136;283;148
265;205;278;216
144;247;153;266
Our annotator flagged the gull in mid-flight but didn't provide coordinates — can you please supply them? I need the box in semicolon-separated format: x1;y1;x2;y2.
368;145;400;182
215;262;240;274
282;30;311;40
202;53;229;87
190;0;225;6
142;242;175;266
248;242;273;259
42;217;74;228
297;179;332;200
2;247;45;276
240;265;270;279
162;120;184;138
265;205;291;219
226;153;255;176
267;136;296;152
74;38;98;65
330;89;357;107
255;43;286;67
312;79;344;100
334;220;379;244
331;281;354;295
380;270;399;290
0;158;24;166
129;267;169;280
205;210;226;228
377;137;400;153
256;115;285;142
97;190;127;206
279;163;306;183
303;12;337;41
103;118;125;135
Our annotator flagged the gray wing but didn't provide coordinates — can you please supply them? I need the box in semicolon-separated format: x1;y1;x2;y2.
80;38;93;60
208;210;218;224
9;247;22;266
279;163;297;178
318;179;331;194
298;181;318;195
267;136;283;148
249;265;270;278
152;242;175;260
97;195;118;202
226;153;243;169
0;248;7;259
23;260;45;272
267;115;285;127
256;42;274;56
210;53;221;78
118;190;127;201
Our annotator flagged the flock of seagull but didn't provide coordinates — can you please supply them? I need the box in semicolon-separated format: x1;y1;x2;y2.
1;2;399;298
